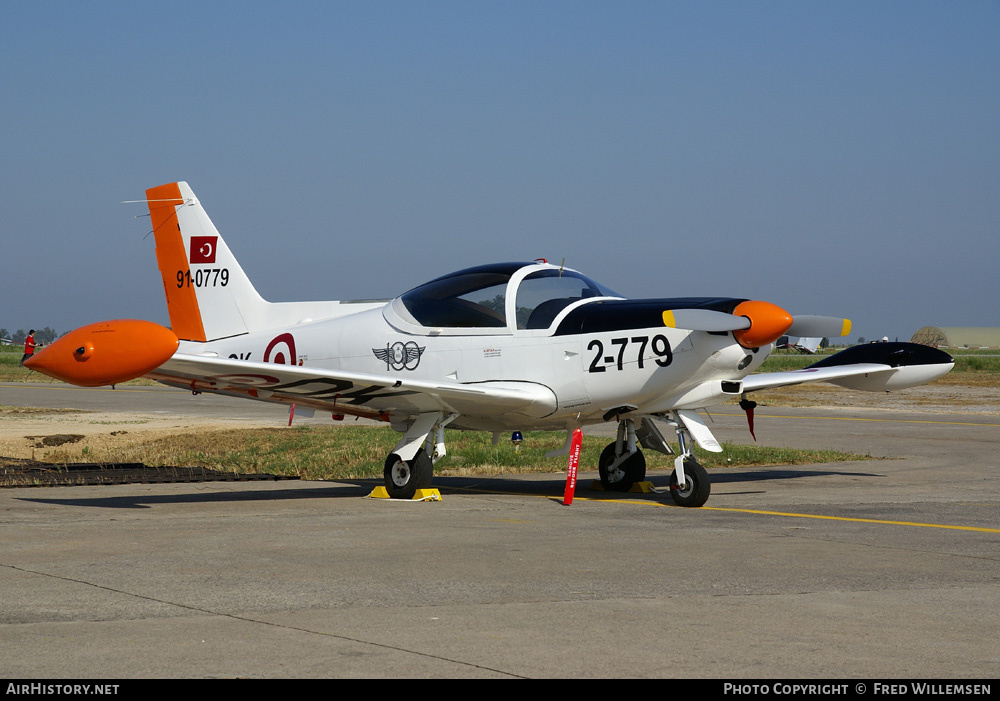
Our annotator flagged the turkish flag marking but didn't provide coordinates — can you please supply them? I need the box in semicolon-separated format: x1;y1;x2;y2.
190;236;218;264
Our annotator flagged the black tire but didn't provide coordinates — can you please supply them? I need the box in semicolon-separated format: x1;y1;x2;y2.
669;458;711;507
383;449;434;499
598;442;646;492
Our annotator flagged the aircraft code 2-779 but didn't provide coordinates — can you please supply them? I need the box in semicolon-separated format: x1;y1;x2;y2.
587;334;672;373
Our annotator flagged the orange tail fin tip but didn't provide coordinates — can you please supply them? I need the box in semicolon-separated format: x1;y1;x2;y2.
147;182;208;342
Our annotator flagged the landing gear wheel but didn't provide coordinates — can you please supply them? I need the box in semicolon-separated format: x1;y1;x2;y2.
598;442;646;492
383;449;433;499
669;458;710;507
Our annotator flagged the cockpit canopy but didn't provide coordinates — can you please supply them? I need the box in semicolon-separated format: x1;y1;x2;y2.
385;262;623;335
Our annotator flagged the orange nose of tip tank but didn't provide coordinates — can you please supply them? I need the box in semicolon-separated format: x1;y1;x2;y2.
24;320;178;387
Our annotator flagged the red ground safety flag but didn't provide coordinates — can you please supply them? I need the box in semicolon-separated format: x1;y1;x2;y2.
562;428;583;505
740;397;757;441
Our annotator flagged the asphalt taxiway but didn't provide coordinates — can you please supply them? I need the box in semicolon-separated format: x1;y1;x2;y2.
1;383;998;678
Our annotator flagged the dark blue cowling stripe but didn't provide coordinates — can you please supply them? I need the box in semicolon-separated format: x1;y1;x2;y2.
554;297;747;336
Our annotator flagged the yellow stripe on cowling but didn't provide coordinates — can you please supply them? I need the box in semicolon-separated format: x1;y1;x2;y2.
841;319;852;337
662;310;677;327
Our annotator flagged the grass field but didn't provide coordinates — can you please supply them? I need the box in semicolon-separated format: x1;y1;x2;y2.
34;423;875;482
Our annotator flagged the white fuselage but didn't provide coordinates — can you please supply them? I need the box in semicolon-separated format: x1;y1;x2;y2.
176;302;771;432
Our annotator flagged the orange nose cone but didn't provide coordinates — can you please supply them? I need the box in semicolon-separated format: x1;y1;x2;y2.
731;301;794;348
24;320;178;387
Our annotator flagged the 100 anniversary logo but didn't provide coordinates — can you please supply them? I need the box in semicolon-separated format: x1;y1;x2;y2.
373;341;425;371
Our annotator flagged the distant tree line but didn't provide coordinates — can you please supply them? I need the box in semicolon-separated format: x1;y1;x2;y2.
0;327;61;345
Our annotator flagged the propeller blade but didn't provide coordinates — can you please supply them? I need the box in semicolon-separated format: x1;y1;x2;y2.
788;315;852;338
661;309;750;332
660;304;846;347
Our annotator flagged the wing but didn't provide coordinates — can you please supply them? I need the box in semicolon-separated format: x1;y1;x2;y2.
147;353;557;421
743;342;954;394
742;363;896;392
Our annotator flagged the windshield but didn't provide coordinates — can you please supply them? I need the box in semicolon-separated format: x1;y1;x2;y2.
396;262;622;331
399;265;516;328
515;269;622;329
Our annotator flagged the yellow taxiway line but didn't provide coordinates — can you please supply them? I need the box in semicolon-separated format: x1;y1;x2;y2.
710;410;1000;428
700;505;1000;533
533;492;1000;534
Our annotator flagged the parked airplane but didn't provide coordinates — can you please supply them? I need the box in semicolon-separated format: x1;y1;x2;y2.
25;182;954;506
776;336;822;354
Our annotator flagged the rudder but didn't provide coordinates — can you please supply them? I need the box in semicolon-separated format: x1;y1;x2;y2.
146;182;266;342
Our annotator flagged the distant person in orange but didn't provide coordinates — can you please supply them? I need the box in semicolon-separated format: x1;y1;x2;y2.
21;330;38;365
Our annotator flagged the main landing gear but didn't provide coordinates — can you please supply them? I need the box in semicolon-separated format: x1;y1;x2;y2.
382;412;457;499
602;414;711;507
598;418;646;492
383;449;434;499
382;411;711;507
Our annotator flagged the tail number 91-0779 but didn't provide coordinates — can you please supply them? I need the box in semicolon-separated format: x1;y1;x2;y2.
587;335;672;373
177;268;230;288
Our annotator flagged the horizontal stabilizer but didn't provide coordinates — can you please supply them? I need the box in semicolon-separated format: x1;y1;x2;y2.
146;181;377;342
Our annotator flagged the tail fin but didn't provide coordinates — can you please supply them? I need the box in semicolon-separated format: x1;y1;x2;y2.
147;182;271;342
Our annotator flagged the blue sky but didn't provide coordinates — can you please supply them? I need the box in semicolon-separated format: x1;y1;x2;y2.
2;1;997;343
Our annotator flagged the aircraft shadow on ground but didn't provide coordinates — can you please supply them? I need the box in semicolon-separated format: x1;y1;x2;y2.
12;465;883;510
434;467;883;500
14;482;374;509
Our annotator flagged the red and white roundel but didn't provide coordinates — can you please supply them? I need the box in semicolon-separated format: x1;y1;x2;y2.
264;333;296;365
